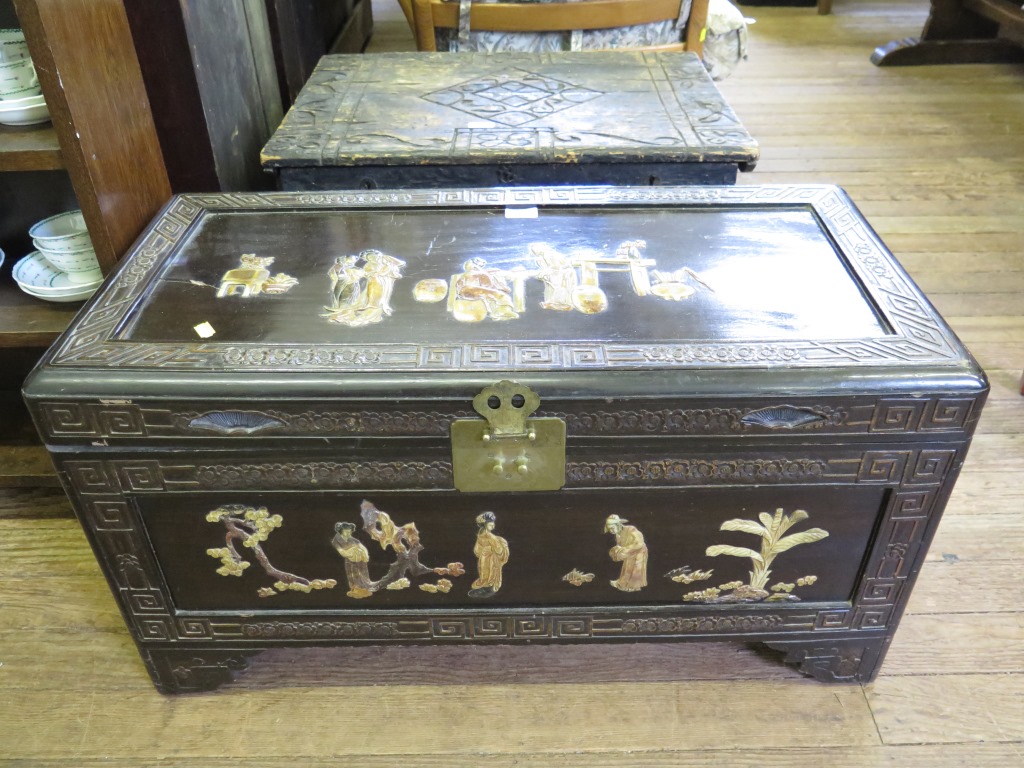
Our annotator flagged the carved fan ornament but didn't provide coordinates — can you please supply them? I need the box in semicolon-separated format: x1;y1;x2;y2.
741;406;829;429
188;411;286;435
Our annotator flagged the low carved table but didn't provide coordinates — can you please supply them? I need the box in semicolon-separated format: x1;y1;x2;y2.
25;185;985;692
261;51;759;190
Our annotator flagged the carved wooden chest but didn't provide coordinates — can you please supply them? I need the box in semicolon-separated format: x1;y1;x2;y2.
24;185;986;693
261;51;759;190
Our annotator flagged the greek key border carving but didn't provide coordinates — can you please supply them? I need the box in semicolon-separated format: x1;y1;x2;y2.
849;485;946;627
212;610;823;642
49;186;962;372
57;458;179;641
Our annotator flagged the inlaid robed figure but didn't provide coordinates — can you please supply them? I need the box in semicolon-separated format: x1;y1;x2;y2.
604;515;648;592
324;249;406;326
468;512;510;598
332;521;374;598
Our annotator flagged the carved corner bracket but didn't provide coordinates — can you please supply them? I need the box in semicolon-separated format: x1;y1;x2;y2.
764;637;888;683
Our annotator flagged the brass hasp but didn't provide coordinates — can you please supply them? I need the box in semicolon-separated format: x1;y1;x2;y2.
451;380;566;492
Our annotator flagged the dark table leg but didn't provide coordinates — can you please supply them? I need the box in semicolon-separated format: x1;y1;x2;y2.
872;0;1024;65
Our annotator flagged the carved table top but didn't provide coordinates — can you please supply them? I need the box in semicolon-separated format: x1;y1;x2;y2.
261;52;759;170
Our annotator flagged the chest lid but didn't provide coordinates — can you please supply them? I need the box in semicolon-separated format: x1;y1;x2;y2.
260;52;758;171
27;185;984;404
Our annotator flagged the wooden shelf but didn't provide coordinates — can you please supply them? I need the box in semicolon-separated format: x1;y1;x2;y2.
0;121;64;171
0;395;58;487
0;280;79;348
0;442;58;486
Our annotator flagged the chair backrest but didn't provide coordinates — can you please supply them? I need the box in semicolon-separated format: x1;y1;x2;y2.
409;0;708;56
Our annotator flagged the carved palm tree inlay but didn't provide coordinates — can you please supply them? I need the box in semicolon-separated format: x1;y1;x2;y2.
421;69;603;127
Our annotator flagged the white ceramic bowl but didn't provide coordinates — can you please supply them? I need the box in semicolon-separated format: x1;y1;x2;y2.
0;97;48;125
29;211;91;252
0;86;42;103
34;241;100;274
0;57;36;92
44;261;102;285
0;30;29;63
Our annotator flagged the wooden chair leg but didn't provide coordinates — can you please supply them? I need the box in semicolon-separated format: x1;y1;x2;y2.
411;0;438;51
396;0;415;28
684;0;709;57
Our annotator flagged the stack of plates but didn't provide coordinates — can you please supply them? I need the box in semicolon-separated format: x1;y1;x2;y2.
13;251;102;302
12;211;103;303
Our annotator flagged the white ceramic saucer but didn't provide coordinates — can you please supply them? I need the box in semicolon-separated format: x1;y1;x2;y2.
13;251;102;301
18;282;99;302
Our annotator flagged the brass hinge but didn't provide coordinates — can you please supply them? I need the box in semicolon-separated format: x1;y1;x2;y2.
451;380;566;492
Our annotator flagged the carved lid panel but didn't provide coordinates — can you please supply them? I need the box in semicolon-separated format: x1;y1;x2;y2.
260;52;758;169
29;186;985;402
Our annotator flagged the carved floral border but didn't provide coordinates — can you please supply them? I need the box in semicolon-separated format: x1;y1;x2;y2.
34;396;980;441
49;186;964;372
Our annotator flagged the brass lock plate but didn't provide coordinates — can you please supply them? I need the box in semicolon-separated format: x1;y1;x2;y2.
451;380;566;492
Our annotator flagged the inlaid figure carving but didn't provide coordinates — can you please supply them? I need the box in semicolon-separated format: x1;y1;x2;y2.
216;254;299;297
328;255;365;310
468;511;510;599
359;500;464;590
331;521;375;598
324;249;406;327
448;257;525;322
616;239;655;297
568;241;657;314
604;514;648;592
530;242;577;311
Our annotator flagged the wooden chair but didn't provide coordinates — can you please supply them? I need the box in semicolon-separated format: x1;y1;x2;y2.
402;0;709;58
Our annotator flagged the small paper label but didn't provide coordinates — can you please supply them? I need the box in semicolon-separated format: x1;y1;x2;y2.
193;321;216;338
505;206;538;219
467;121;492;128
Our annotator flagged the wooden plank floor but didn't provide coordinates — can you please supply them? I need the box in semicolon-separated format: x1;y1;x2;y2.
2;0;1023;764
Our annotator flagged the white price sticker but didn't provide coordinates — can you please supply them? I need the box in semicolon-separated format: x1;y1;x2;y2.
193;321;216;338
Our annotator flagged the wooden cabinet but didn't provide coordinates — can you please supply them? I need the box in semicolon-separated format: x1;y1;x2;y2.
0;0;171;487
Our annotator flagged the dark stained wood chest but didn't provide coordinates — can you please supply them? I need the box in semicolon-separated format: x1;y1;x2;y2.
24;185;986;692
261;52;759;190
